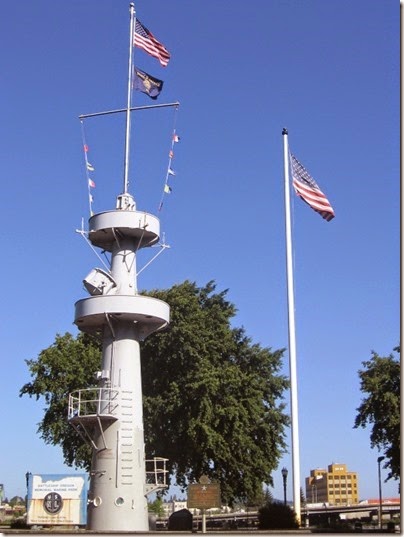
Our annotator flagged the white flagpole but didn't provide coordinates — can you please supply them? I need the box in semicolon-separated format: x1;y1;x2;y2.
282;127;301;524
123;2;136;195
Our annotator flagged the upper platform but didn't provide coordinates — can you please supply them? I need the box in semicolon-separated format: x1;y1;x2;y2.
88;210;160;252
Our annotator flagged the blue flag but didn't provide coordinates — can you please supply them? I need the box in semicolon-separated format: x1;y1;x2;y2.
133;66;163;100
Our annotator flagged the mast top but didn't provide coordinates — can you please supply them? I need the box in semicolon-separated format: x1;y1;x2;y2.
116;193;135;211
282;128;288;136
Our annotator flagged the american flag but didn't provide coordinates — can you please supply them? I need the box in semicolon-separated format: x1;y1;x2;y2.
134;19;170;67
290;153;335;221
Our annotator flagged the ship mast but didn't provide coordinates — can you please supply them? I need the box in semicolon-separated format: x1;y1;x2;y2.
68;4;172;531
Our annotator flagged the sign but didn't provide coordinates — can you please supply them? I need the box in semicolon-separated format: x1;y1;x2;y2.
187;475;221;510
27;474;88;526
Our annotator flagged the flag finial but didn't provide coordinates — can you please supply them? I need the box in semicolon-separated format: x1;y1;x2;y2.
282;128;288;135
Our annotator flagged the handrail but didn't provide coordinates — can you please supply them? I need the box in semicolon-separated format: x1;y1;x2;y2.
68;387;120;419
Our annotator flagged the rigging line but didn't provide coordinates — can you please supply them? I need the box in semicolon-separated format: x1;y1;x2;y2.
76;228;111;272
132;214;147;259
102;250;111;267
137;243;170;276
158;104;180;212
111;227;121;250
80;119;95;217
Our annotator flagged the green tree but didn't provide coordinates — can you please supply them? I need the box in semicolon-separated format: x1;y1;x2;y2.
148;497;164;517
300;486;306;507
20;332;101;469
20;280;289;506
263;487;274;505
141;281;289;505
354;346;400;481
9;496;24;507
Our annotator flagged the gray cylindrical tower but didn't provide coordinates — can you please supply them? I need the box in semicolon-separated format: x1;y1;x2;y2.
68;193;169;531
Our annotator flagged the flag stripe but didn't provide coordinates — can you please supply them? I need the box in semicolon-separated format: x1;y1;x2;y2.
291;153;335;221
293;184;332;210
134;19;170;67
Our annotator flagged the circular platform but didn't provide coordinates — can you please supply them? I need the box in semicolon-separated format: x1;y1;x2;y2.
75;294;170;339
88;210;160;251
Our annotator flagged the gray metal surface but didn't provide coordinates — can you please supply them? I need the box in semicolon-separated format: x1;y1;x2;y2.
74;294;169;339
88;210;160;251
69;201;170;530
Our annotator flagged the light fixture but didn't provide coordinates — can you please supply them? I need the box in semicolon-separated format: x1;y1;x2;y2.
83;268;117;296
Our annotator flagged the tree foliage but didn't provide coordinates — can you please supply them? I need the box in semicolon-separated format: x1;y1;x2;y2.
9;496;25;507
141;281;289;505
20;332;101;469
148;497;165;517
354;346;400;481
20;280;289;506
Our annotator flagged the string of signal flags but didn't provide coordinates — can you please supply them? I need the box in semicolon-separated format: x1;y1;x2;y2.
80;13;180;216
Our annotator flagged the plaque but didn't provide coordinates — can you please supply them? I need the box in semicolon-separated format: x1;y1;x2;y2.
187;475;221;509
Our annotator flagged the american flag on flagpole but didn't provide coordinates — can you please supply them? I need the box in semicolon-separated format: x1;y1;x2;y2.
290;153;335;221
134;19;170;67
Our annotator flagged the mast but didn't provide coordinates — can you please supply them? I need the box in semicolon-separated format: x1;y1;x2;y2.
123;2;136;195
282;128;301;524
68;5;170;530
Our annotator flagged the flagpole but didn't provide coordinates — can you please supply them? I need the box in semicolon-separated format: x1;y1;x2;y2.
123;2;136;195
282;127;301;525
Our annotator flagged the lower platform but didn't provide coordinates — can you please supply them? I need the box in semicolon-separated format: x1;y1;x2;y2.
74;294;170;339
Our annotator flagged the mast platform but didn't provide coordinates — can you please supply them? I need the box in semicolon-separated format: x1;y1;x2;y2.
88;209;160;251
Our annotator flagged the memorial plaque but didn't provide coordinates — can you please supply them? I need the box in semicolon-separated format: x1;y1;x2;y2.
187;476;221;509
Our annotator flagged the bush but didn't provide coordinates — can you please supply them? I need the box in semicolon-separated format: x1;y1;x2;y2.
10;517;29;529
258;500;299;529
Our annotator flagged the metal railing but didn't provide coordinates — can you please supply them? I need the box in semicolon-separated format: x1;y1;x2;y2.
68;387;120;420
145;457;169;495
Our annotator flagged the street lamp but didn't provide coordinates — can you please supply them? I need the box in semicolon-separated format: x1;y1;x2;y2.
311;483;317;503
281;467;288;506
377;456;385;530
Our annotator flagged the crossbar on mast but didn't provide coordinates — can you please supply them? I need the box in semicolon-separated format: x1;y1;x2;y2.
79;102;180;120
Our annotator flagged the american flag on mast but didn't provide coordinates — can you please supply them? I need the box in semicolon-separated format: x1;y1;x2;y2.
290;153;335;221
134;19;170;67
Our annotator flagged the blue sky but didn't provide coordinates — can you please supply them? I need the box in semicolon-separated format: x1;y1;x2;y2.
0;0;399;504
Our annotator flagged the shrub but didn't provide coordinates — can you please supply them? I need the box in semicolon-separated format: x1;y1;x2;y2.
258;500;299;529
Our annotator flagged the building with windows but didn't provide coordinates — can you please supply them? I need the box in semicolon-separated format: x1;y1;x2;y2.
305;463;359;505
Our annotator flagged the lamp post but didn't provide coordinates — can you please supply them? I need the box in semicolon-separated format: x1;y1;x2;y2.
311;483;317;503
377;456;385;530
282;467;288;506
